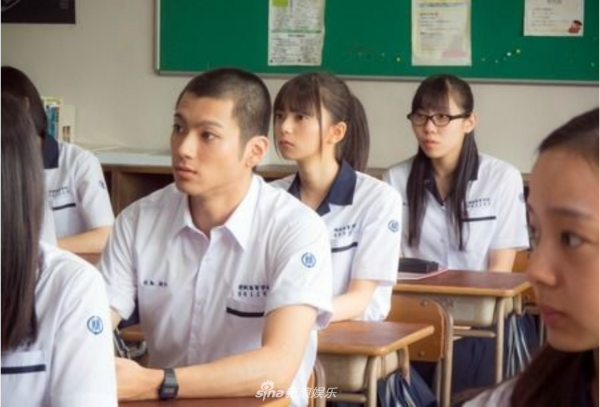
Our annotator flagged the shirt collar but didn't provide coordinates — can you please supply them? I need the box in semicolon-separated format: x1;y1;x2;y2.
172;176;260;252
42;136;59;169
288;160;357;216
424;156;479;205
221;175;260;251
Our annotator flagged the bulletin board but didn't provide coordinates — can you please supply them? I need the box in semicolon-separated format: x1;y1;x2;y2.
156;0;598;83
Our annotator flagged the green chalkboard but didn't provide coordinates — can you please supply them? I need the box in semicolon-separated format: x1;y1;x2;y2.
156;0;598;82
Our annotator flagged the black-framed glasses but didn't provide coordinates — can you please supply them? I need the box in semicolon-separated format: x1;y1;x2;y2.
406;112;471;127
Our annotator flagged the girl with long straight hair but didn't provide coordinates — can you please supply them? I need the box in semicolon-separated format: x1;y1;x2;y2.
383;74;531;393
1;93;117;406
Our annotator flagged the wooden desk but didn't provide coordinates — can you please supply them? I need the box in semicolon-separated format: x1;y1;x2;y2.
318;321;434;407
120;397;288;406
394;270;531;397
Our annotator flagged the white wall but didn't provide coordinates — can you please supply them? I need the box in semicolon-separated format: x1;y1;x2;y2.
2;0;598;172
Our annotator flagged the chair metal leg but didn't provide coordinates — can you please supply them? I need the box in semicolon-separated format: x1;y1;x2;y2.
494;299;507;383
365;356;381;407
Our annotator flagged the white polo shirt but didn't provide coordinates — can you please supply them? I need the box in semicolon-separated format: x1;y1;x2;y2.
101;175;333;407
383;154;529;271
41;200;58;246
44;140;114;238
1;243;117;407
271;161;402;321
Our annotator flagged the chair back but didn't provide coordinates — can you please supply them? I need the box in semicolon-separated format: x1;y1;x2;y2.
512;250;536;305
386;295;446;362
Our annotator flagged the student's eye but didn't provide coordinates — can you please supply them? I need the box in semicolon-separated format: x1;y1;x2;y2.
201;132;217;141
560;232;583;248
295;112;313;121
172;123;184;135
274;112;285;121
433;113;449;121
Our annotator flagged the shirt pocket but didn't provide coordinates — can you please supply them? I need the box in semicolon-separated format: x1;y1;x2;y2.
1;349;47;405
463;212;497;253
225;297;266;318
222;297;266;354
48;186;76;212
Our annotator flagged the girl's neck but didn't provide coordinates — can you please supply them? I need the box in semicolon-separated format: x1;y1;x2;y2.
430;151;460;179
297;157;340;210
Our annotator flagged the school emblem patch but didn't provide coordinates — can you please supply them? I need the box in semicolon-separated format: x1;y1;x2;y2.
301;252;317;268
388;219;400;233
87;316;104;335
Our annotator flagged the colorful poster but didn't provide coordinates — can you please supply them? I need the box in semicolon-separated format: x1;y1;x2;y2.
524;0;584;36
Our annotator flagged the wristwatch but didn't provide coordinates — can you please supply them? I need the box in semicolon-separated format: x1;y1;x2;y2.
158;368;179;400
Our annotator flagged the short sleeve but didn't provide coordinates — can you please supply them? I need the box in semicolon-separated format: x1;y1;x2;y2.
351;184;402;286
100;209;138;320
265;213;334;329
73;151;115;229
51;265;117;407
491;168;530;251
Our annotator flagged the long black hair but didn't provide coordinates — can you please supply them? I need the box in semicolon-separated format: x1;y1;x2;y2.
1;66;48;140
1;92;45;350
510;108;598;407
406;74;478;250
273;71;370;172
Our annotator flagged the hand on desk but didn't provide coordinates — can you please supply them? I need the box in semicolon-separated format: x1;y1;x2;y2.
116;357;163;401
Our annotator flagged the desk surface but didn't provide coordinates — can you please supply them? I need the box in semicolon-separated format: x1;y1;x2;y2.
318;321;433;357
394;270;530;298
120;397;289;406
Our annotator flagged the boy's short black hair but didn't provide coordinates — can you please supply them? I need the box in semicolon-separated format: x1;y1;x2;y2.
176;68;271;144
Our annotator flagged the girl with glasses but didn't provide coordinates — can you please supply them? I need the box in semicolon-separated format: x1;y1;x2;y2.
383;74;530;393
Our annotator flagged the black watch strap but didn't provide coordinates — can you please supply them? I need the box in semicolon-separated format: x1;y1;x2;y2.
158;368;179;400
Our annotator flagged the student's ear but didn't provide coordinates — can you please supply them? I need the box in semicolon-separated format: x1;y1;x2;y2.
327;121;348;145
243;135;269;168
463;112;477;134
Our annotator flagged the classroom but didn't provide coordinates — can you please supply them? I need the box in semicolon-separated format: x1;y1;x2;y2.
2;1;598;406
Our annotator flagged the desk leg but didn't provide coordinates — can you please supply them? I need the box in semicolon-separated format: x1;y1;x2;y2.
441;317;453;407
494;298;507;383
365;356;380;407
397;346;410;382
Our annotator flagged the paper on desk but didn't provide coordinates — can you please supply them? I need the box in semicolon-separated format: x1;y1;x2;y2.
397;267;448;281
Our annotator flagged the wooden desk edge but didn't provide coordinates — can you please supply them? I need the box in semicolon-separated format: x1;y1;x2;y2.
393;281;532;298
318;325;434;357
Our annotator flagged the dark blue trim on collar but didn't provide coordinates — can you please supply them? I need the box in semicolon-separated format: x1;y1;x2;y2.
42;136;59;169
287;161;357;216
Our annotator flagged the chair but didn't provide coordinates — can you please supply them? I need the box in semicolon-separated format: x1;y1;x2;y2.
308;359;326;407
512;250;545;346
386;294;453;407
